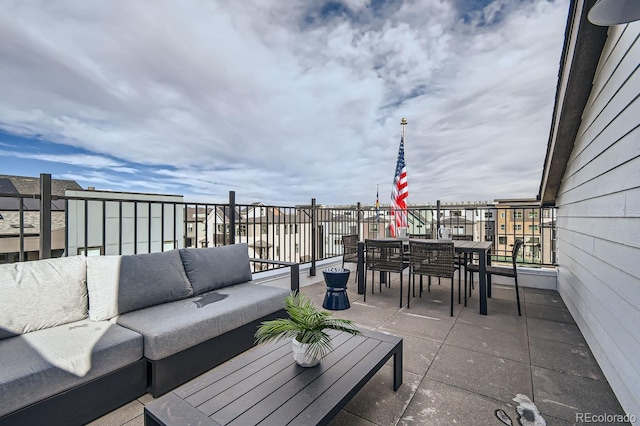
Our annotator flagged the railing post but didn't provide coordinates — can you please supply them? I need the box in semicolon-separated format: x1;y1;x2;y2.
290;263;300;292
39;173;52;259
357;241;365;294
310;198;316;276
356;202;361;240
19;198;25;261
229;191;236;245
436;199;441;236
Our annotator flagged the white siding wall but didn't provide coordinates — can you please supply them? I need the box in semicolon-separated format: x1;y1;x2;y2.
555;23;640;419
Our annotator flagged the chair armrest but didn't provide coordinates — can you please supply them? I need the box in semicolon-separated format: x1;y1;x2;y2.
250;258;300;292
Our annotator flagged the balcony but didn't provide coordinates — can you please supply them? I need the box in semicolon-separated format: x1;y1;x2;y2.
0;186;634;425
88;274;628;425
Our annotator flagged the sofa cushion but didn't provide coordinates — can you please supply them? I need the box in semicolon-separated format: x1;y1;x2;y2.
115;282;289;360
179;244;253;295
86;249;193;321
0;256;88;340
0;318;143;417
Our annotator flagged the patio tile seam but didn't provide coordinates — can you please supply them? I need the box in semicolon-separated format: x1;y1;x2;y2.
423;377;524;410
532;363;614;385
392;324;460;426
373;325;450;348
339;408;382;426
525;303;536;416
438;342;532;368
528;336;606;382
440;340;531;365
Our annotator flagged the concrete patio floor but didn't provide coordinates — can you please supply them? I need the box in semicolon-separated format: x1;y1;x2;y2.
90;271;629;425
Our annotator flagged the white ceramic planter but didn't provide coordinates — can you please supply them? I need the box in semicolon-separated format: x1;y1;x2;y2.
292;338;320;367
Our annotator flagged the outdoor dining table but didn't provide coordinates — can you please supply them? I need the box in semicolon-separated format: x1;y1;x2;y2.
355;238;494;315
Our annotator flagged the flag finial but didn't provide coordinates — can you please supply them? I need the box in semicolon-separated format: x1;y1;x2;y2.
400;117;408;125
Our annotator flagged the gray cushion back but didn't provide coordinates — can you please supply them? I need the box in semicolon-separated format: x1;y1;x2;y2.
86;249;193;321
0;256;88;339
179;243;252;295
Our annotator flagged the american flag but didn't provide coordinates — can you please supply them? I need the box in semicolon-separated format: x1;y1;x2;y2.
390;135;408;237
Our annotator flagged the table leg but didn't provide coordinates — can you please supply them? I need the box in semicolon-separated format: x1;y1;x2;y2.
357;242;365;295
479;249;488;315
487;247;492;299
393;343;403;391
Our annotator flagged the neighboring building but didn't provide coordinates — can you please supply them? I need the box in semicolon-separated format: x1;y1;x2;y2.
493;199;552;263
185;207;212;248
539;1;639;418
204;206;240;247
318;212;358;259
66;189;184;256
0;175;81;263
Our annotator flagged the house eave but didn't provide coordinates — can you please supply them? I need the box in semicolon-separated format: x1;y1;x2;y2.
538;0;608;206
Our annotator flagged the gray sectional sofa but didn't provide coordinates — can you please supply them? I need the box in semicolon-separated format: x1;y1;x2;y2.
0;243;294;426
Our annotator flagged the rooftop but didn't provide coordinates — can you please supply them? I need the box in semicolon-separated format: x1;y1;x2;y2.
89;272;627;426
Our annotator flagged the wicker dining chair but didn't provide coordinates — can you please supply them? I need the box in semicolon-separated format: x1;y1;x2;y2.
467;239;524;315
341;234;360;285
408;240;456;315
364;239;408;308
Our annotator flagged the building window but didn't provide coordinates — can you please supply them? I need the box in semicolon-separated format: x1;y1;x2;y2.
498;236;507;244
514;224;522;231
187;223;194;232
276;247;280;256
295;243;299;253
484;212;493;219
239;225;247;236
528;224;539;231
276;226;280;235
261;225;267;235
528;211;539;218
500;224;505;231
500;211;505;218
78;246;104;256
513;211;523;219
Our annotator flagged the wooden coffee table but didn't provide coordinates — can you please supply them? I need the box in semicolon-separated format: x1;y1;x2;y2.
144;329;402;426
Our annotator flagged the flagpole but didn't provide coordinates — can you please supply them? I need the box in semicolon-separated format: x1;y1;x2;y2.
400;118;408;237
376;184;380;238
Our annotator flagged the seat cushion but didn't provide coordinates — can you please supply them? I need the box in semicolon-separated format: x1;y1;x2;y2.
86;249;193;321
0;256;88;340
467;263;516;277
179;244;252;295
0;319;143;417
115;282;289;360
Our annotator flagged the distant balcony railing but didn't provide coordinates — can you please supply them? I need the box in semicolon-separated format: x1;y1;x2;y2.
0;176;557;270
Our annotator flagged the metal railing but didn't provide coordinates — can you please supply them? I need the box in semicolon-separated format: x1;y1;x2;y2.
0;175;557;270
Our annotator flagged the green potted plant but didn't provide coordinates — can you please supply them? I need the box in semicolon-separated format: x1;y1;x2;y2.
255;292;362;367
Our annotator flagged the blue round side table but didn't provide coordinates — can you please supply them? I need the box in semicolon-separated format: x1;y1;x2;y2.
322;267;351;310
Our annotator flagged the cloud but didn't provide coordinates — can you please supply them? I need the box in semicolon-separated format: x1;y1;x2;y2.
0;149;128;169
0;0;569;205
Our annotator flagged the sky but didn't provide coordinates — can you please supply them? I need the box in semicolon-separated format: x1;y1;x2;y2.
0;0;570;206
